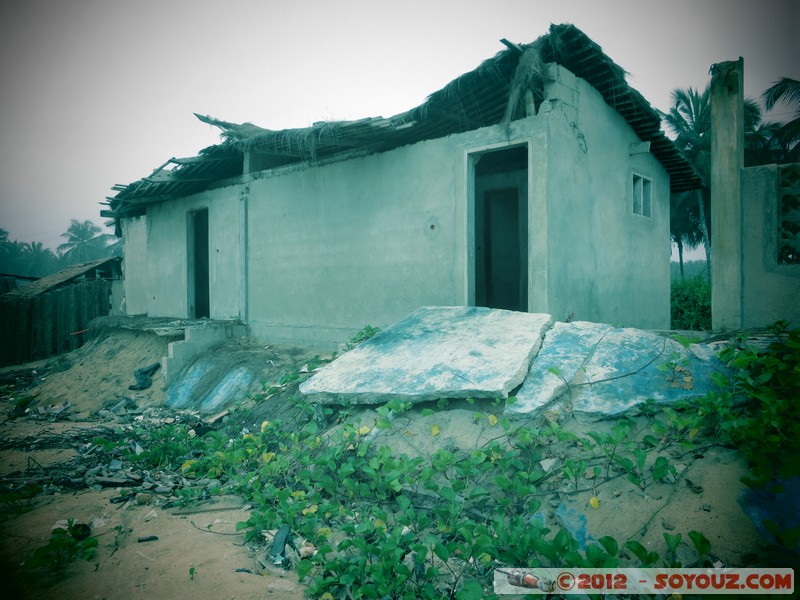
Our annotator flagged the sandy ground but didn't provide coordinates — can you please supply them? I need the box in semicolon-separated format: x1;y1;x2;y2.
0;326;312;600
0;322;784;599
1;489;303;600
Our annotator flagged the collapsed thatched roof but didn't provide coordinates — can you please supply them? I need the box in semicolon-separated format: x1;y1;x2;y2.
103;23;701;221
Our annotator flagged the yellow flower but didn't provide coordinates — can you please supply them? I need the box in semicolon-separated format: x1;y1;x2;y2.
431;424;441;437
260;420;270;433
488;414;498;426
181;459;198;474
589;496;600;509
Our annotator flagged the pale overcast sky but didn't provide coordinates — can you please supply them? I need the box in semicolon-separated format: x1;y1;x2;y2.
0;0;796;252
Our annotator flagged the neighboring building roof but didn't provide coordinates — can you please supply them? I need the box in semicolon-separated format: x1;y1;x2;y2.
0;273;38;295
104;23;702;221
3;257;120;299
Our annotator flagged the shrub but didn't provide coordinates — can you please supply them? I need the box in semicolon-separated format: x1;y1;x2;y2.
671;276;711;330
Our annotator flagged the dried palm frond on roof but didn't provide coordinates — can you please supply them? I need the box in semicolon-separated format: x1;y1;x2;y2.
502;38;550;130
195;113;397;162
105;23;703;223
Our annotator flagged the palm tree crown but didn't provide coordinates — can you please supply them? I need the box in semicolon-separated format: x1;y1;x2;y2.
58;219;115;265
762;77;800;161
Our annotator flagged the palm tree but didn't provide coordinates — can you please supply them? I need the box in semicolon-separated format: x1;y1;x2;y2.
19;241;58;277
670;192;703;278
58;219;116;265
762;77;800;162
661;87;712;280
661;85;766;280
745;120;786;166
0;229;9;265
0;239;25;275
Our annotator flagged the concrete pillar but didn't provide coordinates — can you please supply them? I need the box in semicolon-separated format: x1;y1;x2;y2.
710;58;744;330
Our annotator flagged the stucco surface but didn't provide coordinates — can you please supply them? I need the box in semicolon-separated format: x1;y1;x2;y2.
740;165;800;328
120;64;672;345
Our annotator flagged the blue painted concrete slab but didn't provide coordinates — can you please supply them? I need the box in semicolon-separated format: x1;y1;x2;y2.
300;306;553;404
509;321;613;414
166;355;257;414
511;321;726;416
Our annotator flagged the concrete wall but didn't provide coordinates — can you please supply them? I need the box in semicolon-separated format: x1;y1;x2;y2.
710;59;800;330
245;128;477;345
135;188;243;320
121;216;149;315
121;63;671;344
710;59;746;330
541;66;671;328
741;165;800;328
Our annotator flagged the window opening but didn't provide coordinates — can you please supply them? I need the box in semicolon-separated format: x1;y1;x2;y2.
632;174;652;217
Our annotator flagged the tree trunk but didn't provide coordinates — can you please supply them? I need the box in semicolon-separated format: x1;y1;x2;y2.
696;189;712;281
677;239;685;278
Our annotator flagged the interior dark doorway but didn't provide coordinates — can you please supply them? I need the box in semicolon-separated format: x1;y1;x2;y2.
473;145;528;312
187;208;210;318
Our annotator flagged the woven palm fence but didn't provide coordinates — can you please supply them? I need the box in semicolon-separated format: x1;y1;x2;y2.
0;278;112;367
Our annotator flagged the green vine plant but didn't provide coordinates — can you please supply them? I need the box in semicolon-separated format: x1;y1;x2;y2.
28;320;793;596
178;394;721;598
25;519;98;575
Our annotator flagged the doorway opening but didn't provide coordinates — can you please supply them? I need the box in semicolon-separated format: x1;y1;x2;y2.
187;208;210;318
472;145;528;311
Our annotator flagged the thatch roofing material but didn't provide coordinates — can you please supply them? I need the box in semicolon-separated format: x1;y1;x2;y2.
101;145;242;219
105;23;701;220
5;257;120;299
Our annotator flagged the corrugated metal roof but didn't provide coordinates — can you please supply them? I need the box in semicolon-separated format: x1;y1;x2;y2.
104;23;701;221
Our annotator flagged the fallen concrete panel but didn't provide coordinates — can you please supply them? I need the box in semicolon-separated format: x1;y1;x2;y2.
738;476;800;553
300;306;553;404
165;351;259;414
511;322;726;416
509;321;614;414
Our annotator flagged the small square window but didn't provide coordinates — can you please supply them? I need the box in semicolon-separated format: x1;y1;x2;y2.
632;174;652;217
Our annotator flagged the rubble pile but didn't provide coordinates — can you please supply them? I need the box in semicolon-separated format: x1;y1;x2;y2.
0;396;233;513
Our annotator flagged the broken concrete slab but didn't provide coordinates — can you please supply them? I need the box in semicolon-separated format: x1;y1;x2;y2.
510;321;614;414
509;321;727;416
738;476;800;553
300;306;553;404
198;366;255;413
165;352;258;414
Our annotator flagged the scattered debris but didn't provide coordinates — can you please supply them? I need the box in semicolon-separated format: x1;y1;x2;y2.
129;362;161;391
267;525;298;568
685;478;704;494
36;402;71;417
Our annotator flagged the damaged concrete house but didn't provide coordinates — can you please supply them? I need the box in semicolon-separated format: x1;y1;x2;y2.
103;23;702;348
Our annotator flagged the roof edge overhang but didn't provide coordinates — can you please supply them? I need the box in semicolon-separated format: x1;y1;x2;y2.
104;23;701;222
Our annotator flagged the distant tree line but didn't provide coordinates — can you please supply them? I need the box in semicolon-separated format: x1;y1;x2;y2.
0;219;121;278
665;77;800;279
